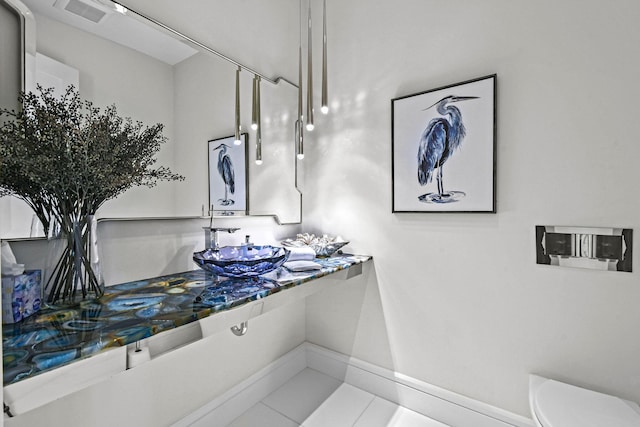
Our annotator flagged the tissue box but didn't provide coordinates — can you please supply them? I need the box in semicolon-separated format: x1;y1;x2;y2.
2;270;42;324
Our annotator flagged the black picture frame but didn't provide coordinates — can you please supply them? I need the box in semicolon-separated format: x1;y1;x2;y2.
391;74;497;213
208;133;249;216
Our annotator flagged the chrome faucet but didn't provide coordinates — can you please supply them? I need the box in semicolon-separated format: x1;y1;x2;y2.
204;227;240;250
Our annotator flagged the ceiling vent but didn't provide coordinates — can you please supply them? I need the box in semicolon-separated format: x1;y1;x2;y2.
53;0;111;24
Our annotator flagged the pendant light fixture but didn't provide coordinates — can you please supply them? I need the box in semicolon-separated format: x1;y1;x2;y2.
255;76;263;165
297;44;304;160
296;0;304;160
321;0;329;114
251;75;258;131
305;0;314;131
234;66;242;145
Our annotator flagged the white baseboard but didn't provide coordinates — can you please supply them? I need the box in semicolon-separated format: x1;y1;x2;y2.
305;343;534;427
172;343;307;427
174;342;534;427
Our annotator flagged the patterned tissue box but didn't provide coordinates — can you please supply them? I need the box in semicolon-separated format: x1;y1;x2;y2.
2;270;42;324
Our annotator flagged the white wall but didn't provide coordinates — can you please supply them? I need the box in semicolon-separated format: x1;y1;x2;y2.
97;216;301;285
8;216;301;286
304;0;640;417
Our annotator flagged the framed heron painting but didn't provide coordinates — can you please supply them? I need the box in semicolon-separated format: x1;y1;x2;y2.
391;74;496;213
208;133;249;216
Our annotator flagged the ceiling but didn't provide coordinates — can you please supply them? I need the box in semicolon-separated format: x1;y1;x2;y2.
114;0;300;85
20;0;198;65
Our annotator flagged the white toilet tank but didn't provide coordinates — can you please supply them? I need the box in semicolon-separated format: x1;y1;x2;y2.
529;375;640;427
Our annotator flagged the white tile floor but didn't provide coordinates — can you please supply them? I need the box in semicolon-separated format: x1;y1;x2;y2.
228;368;449;427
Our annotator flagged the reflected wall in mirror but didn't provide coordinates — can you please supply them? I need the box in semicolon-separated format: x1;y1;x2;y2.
0;0;21;113
0;0;36;238
0;0;302;239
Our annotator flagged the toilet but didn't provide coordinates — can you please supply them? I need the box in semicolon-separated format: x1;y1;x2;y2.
529;375;640;427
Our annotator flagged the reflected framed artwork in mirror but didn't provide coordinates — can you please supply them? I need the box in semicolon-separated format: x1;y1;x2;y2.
208;133;248;216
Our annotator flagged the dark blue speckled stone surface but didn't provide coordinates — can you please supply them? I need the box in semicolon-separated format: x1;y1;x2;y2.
3;254;370;385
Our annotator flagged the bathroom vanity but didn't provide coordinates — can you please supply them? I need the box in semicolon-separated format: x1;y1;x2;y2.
2;254;371;415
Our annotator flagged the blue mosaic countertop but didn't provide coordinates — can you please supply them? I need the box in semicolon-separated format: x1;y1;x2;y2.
3;254;371;386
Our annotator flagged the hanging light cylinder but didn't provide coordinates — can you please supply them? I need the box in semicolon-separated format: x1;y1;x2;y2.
234;66;242;145
255;76;263;165
251;75;258;131
297;44;304;160
321;0;329;114
305;1;314;131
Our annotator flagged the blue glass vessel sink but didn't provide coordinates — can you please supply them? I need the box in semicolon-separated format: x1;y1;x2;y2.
193;245;290;278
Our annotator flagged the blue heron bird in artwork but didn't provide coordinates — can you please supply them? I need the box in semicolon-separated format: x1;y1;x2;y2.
417;95;478;203
213;143;235;206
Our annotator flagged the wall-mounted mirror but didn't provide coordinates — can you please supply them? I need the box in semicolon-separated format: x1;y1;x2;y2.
0;0;302;240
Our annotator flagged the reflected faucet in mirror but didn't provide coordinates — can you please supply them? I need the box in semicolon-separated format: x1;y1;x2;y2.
204;227;241;250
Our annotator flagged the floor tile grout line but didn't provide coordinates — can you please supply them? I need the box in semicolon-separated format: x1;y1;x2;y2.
350;393;377;427
259;399;304;426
